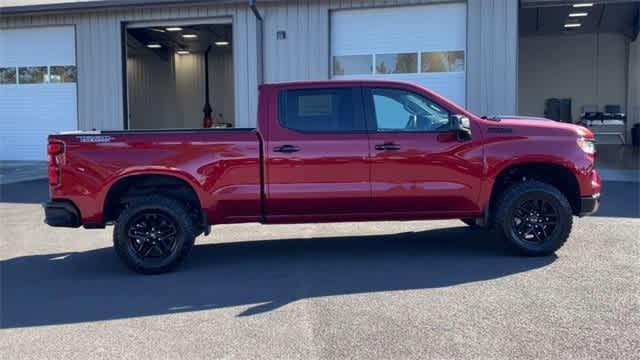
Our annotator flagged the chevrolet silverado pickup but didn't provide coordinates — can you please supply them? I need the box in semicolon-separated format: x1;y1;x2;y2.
44;80;601;273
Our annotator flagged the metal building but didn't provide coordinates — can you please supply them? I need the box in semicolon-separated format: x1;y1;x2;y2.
1;0;637;160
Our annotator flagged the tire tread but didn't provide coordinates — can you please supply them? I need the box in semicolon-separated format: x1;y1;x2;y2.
113;195;196;274
494;180;573;256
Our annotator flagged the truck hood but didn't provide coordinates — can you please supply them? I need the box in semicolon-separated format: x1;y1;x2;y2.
486;115;592;138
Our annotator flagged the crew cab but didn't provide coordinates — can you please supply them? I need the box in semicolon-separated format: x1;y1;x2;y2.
44;80;601;273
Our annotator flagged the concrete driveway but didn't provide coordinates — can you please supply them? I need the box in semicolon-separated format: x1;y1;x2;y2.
1;180;639;359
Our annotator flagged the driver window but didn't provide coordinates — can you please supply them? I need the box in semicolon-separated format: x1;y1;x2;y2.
371;88;451;132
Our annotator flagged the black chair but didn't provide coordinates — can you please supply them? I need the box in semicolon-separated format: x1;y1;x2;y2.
603;105;626;121
544;98;572;123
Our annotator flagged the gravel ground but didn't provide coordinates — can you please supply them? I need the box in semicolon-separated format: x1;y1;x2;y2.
1;180;639;359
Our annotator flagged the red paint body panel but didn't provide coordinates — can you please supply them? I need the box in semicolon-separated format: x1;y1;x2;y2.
263;82;371;217
49;131;262;225
47;79;600;227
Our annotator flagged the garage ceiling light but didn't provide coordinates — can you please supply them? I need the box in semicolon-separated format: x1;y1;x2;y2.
176;50;190;55
182;34;198;39
572;3;593;7
166;27;183;32
564;23;582;28
569;12;588;17
215;41;229;46
146;43;162;48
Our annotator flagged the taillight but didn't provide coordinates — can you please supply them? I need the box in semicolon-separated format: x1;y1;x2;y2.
48;164;60;185
47;141;64;186
47;142;64;156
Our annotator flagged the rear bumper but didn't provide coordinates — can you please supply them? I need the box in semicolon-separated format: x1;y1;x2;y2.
578;193;600;217
43;200;81;228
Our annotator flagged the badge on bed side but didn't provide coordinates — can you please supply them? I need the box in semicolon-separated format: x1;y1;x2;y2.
76;135;113;143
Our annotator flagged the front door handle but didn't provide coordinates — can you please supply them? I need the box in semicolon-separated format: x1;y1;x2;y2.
273;144;300;153
375;143;401;151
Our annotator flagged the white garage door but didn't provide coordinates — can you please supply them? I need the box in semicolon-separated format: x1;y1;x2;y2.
331;3;467;106
0;26;77;160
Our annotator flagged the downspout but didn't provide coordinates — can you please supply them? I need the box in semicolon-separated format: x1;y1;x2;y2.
249;0;263;21
250;0;264;85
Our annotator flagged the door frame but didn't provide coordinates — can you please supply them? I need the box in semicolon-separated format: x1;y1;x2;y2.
120;16;233;130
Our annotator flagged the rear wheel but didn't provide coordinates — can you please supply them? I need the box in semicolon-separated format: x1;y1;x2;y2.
113;196;196;274
495;180;573;256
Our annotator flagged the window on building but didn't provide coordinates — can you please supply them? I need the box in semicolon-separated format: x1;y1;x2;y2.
18;66;48;84
371;88;451;132
375;53;418;74
49;65;77;83
333;55;372;76
279;88;358;132
421;51;465;73
0;67;17;84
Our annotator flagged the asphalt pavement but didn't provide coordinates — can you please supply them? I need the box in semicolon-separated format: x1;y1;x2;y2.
1;180;639;359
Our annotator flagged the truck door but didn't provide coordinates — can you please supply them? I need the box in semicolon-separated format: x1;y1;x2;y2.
363;86;484;216
264;84;371;221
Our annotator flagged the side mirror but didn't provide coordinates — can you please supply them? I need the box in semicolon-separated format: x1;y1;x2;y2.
450;114;472;142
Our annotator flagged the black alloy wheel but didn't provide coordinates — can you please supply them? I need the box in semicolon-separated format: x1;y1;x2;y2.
127;211;179;261
113;196;196;274
511;198;559;244
495;180;573;256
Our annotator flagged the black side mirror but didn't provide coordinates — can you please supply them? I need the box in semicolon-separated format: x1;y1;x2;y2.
450;114;472;142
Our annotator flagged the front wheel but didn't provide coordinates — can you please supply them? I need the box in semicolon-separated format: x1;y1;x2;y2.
495;180;573;256
113;196;196;274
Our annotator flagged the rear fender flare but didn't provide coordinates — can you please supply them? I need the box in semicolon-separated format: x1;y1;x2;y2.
99;168;206;222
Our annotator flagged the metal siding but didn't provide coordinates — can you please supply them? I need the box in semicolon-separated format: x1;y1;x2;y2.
261;0;517;115
466;0;518;115
265;1;422;82
127;53;178;128
1;0;519;129
245;10;259;128
74;12;122;130
234;7;249;127
1;3;258;129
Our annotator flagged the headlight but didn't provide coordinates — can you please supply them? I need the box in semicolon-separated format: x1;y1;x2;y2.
577;137;596;155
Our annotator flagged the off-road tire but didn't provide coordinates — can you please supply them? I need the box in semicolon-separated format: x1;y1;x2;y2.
495;180;573;256
113;195;196;274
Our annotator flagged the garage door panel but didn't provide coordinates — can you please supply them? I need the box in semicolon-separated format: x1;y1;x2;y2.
335;72;466;106
372;72;466;107
331;4;466;55
0;26;77;160
0;27;76;67
331;3;466;106
0;84;77;160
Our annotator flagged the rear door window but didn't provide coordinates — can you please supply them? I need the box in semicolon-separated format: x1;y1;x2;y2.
278;87;364;132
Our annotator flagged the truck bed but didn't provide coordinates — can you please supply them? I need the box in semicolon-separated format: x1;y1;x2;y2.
49;129;263;225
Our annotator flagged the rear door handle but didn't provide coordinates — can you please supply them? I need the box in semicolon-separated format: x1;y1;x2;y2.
273;144;300;153
375;143;401;151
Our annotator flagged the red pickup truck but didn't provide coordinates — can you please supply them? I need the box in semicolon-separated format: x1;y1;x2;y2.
44;80;601;273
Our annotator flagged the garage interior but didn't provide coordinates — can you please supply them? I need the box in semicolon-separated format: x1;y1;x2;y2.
519;1;639;145
125;21;234;129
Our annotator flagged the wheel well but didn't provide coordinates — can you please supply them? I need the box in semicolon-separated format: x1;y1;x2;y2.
490;163;581;216
103;174;202;225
